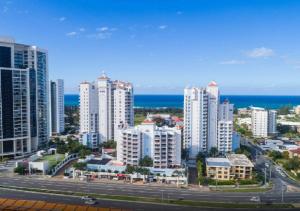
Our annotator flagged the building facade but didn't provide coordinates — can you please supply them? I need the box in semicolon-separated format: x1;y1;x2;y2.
0;37;49;158
117;121;181;168
50;79;64;135
251;107;268;138
183;81;234;158
217;101;234;154
206;154;254;181
79;73;134;148
268;110;277;136
79;82;98;134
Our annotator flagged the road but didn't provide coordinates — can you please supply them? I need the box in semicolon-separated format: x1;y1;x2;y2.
0;176;299;204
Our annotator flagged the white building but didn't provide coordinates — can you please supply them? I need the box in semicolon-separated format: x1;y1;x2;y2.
79;82;98;134
50;79;65;134
0;37;49;158
268;110;277;136
217;100;234;154
117;120;181;168
80;73;134;147
183;87;208;158
184;81;233;158
251;107;268;138
206;81;219;150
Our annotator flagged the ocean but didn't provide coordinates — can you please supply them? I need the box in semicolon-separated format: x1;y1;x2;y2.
64;94;300;109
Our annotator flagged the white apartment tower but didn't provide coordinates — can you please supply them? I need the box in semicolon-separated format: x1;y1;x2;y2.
184;81;233;158
50;79;65;134
251;107;268;138
206;81;219;150
79;82;98;134
268;110;277;136
97;74;113;142
117;120;181;168
217;100;234;154
183;87;208;158
79;73;134;146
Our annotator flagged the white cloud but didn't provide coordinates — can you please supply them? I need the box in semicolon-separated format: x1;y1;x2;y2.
246;47;274;58
59;17;66;22
97;26;109;32
87;32;111;40
220;60;245;65
158;25;168;30
79;28;85;32
66;31;77;37
176;11;183;15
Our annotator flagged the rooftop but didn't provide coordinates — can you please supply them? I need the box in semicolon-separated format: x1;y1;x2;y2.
227;154;254;167
87;158;111;165
206;158;231;167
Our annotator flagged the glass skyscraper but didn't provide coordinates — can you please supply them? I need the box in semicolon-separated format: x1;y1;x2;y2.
0;37;49;158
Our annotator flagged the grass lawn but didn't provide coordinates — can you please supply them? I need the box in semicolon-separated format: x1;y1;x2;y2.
36;154;65;168
134;113;146;125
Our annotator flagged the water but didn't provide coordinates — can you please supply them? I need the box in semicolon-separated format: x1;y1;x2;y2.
65;94;300;109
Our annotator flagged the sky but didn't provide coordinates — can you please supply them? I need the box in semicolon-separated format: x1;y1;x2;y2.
1;0;300;95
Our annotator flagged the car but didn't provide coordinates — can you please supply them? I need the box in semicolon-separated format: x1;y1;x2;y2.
250;196;260;202
81;196;93;201
84;199;97;205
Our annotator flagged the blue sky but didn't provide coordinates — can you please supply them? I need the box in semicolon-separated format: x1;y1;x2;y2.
1;0;300;95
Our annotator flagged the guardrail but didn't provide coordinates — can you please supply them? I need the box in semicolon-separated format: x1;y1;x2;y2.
51;153;79;176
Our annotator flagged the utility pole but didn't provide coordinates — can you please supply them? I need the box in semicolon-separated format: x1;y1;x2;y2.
269;165;272;182
264;168;267;185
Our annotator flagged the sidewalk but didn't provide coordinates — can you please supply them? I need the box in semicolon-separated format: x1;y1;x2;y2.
34;176;210;191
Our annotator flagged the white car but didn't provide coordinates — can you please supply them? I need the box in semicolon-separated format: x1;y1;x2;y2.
84;199;97;205
81;196;93;201
250;196;260;202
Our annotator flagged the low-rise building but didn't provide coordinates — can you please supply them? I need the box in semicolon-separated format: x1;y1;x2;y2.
79;132;99;150
288;148;300;158
206;154;254;181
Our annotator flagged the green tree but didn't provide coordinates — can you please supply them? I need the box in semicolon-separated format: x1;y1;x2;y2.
278;106;292;115
101;140;117;149
73;162;87;170
139;156;153;167
14;166;26;175
284;157;300;171
196;152;206;162
78;147;92;158
268;151;283;161
282;151;290;160
209;147;218;157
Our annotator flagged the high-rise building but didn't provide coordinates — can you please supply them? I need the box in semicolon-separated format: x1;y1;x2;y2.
117;120;181;168
79;73;133;148
268;110;277;136
0;37;49;158
217;100;234;153
184;82;233;158
206;81;219;150
79;81;98;134
50;79;64;135
183;87;208;158
251;107;268;138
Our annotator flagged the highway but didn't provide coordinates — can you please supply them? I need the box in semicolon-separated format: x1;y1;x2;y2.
0;176;299;204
